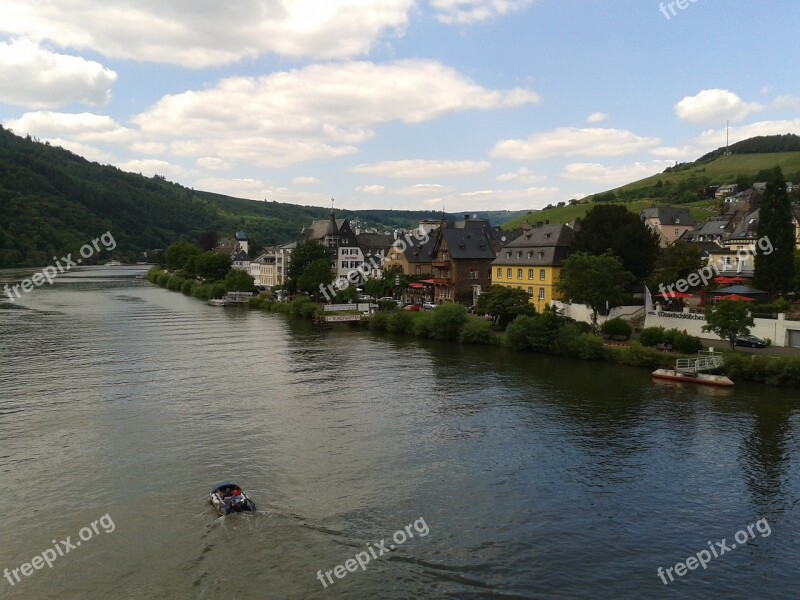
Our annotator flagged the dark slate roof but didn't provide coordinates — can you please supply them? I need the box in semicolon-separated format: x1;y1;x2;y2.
726;209;759;241
694;218;733;236
503;223;574;248
440;228;496;260
401;236;437;263
356;233;394;251
231;249;251;262
235;230;248;240
640;207;694;226
300;217;346;242
252;253;275;264
694;242;736;255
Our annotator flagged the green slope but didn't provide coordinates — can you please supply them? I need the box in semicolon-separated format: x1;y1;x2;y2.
0;128;443;267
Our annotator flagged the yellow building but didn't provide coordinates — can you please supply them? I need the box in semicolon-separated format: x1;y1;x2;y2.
491;224;574;312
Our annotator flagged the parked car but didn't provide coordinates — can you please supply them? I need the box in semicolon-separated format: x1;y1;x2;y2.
378;297;395;302
403;304;421;311
734;335;767;348
422;302;437;310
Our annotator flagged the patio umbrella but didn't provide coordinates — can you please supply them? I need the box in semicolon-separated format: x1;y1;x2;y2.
728;276;750;283
715;294;755;302
655;292;692;299
712;277;736;284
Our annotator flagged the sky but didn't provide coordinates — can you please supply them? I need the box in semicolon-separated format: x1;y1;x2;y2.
1;1;799;212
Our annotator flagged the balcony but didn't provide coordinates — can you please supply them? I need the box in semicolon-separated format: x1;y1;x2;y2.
432;260;451;269
429;277;452;285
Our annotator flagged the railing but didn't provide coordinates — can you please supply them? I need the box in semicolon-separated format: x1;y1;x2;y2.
676;354;724;374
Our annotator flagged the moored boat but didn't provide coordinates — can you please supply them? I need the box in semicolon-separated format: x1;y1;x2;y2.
651;369;734;387
208;298;228;307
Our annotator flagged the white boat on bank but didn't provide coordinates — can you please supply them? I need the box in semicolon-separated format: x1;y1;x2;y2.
208;298;228;307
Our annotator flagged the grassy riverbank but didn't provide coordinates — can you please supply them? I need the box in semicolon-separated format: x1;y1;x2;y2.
245;296;800;388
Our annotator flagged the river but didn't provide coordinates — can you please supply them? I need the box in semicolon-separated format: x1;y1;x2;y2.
0;267;798;599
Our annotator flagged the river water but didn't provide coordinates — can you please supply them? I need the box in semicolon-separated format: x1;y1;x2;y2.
0;267;798;599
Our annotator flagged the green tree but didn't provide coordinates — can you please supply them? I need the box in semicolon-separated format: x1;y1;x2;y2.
573;204;661;281
753;167;795;294
287;241;332;291
297;258;333;295
794;249;800;293
164;241;200;271
475;285;536;329
194;251;232;281
647;241;704;292
428;304;468;340
197;231;219;251
223;269;255;292
557;252;634;329
703;300;755;350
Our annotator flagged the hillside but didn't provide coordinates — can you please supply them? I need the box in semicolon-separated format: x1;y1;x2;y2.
504;135;800;230
0;127;461;267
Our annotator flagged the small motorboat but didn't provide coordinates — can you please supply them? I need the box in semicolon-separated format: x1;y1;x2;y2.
208;298;228;307
209;483;256;516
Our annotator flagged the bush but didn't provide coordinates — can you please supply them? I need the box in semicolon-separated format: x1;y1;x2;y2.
156;272;169;287
428;304;468;340
377;300;397;312
412;313;432;337
386;309;414;334
638;327;666;347
459;318;495;345
610;341;673;369
665;330;703;354
573;333;606;360
181;280;196;296
505;316;535;351
369;311;389;331
601;318;632;339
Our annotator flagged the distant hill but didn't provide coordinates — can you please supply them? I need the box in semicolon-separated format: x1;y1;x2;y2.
503;135;800;231
0;127;461;267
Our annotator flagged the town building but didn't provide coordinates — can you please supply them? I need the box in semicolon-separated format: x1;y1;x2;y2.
640;207;695;246
492;223;574;312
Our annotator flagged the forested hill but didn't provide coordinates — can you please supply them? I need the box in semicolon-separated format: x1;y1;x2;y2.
0;127;450;267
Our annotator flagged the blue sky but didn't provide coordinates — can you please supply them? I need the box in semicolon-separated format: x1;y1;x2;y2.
1;0;799;212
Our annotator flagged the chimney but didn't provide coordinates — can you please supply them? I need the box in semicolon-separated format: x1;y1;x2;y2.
464;214;470;220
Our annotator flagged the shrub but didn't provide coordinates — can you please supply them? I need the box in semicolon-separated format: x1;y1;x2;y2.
573;333;606;360
638;327;666;347
611;341;672;369
180;279;195;295
505;316;535;350
601;318;632;339
428;304;468;340
386;309;414;334
459;318;495;345
665;330;703;354
412;312;432;337
369;311;389;331
156;272;169;287
377;300;397;312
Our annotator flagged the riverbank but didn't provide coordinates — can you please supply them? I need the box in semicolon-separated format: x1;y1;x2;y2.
247;296;800;388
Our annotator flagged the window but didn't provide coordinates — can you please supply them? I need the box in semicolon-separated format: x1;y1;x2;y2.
527;252;532;259
341;261;347;268
496;267;502;279
675;229;680;237
539;288;545;300
507;268;512;279
506;251;511;259
470;269;479;280
415;266;422;275
537;251;545;259
527;287;533;296
528;269;534;280
539;269;546;281
517;268;523;280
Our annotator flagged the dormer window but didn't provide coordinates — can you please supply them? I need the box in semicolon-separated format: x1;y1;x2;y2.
537;251;544;259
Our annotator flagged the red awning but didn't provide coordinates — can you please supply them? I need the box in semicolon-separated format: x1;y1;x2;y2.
408;283;424;289
419;279;435;284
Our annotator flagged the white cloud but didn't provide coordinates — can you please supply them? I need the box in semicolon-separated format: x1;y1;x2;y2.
496;167;546;184
772;95;800;112
4;111;132;143
395;183;453;195
491;127;659;160
674;89;763;125
351;159;491;178
131;141;168;155
40;138;113;163
649;145;700;161
356;184;385;193
0;0;416;67
693;119;800;150
292;176;321;185
196;157;232;171
560;161;673;187
115;159;185;178
431;0;534;25
0;38;116;109
133;60;536;168
586;112;609;124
